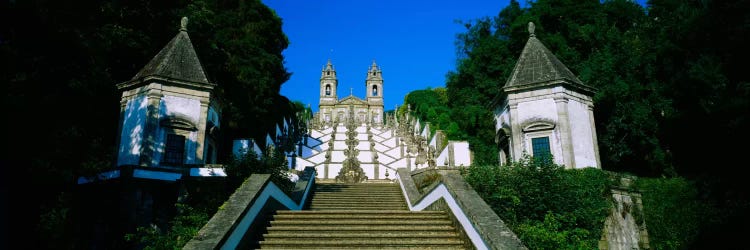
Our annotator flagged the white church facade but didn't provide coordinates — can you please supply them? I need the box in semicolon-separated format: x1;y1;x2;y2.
315;60;384;125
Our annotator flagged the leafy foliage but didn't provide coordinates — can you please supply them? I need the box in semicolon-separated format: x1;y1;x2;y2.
225;145;294;193
464;158;612;249
126;204;212;250
1;0;296;248
636;177;717;250
128;145;294;249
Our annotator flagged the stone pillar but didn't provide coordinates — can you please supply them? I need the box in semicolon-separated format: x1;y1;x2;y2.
139;89;162;167
588;104;602;168
195;99;210;164
115;98;128;165
448;143;455;167
509;103;524;161
554;97;576;168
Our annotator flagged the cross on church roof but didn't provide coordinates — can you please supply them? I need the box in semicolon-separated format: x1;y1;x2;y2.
350;87;353;96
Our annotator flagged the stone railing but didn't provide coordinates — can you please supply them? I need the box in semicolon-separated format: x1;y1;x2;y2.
396;167;527;250
183;167;316;249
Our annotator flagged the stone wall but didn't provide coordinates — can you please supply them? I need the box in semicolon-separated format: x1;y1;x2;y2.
600;175;650;249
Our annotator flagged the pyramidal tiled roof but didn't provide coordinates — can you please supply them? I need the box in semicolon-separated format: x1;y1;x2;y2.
503;22;585;90
126;17;211;86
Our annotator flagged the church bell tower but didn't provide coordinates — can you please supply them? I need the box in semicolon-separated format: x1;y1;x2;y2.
366;60;384;123
318;59;338;123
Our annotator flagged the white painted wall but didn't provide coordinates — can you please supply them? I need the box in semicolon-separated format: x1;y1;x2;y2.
357;151;373;163
117;96;147;166
360;163;375;179
568;100;597;168
376;152;396;164
494;106;510;132
333;141;347;150
381;137;397;148
517;98;558;123
452;141;472;167
384;147;401;159
330;151;346;162
356;141;370;150
154;95;203;165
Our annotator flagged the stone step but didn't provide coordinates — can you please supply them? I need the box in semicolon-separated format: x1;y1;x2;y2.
310;202;406;207
310;200;405;205
313;192;403;198
309;199;405;204
264;224;458;231
312;192;402;196
260;238;464;246
271;213;444;220
314;187;401;191
263;231;458;238
275;210;443;215
270;219;451;226
261;247;462;250
315;184;399;187
309;206;407;210
314;187;401;190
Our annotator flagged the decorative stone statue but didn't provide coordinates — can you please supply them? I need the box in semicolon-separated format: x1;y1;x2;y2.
427;145;436;168
336;105;367;183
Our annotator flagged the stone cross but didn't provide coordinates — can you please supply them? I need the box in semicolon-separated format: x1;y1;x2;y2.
350;87;353;96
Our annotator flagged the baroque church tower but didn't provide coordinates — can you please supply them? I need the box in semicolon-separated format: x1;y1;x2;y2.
316;60;384;125
318;59;338;123
366;60;383;105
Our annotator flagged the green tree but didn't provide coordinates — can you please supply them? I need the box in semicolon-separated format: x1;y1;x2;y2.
1;0;297;248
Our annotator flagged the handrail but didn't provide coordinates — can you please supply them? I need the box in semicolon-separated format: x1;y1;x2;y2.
183;167;315;250
396;168;527;250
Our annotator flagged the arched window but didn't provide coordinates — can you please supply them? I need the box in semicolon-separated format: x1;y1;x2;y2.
372;85;378;96
325;85;331;96
496;127;511;166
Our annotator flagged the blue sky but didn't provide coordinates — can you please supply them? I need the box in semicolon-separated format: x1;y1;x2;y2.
262;0;647;112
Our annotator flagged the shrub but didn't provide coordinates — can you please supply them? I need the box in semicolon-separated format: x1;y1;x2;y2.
464;156;612;249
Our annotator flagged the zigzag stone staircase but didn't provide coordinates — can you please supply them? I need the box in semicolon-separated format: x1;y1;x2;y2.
259;183;466;249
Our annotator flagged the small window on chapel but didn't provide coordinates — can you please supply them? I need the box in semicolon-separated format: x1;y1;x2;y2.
531;137;552;163
164;134;186;165
372;85;378;96
325;85;331;96
327;70;330;76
